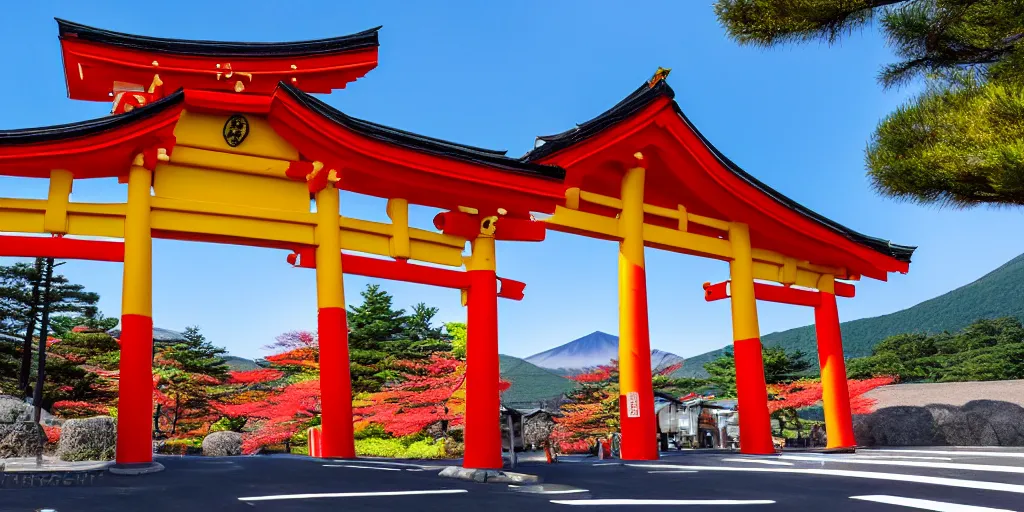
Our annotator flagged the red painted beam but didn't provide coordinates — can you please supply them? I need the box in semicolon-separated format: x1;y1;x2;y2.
287;249;526;301
702;280;854;307
0;236;124;262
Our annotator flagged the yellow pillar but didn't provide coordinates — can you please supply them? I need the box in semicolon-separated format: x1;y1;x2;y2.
728;222;775;454
314;183;355;458
115;161;155;465
618;162;658;460
43;169;73;234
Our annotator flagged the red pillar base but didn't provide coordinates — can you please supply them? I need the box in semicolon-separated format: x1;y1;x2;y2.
115;314;154;465
734;337;775;455
318;307;355;459
463;269;503;470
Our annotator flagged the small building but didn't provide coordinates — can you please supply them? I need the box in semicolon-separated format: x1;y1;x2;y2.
656;392;739;449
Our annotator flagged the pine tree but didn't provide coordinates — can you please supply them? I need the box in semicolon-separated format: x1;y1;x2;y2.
0;260;101;395
347;284;407;350
714;0;1024;207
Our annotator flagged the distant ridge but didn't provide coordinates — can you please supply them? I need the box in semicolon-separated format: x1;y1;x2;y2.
675;252;1024;378
525;331;685;376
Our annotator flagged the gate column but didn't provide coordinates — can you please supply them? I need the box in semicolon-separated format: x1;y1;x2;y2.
728;222;775;455
116;160;155;465
617;160;658;460
315;181;356;458
815;281;855;449
463;222;502;469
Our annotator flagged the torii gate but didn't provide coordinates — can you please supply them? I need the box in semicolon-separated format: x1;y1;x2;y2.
0;20;913;472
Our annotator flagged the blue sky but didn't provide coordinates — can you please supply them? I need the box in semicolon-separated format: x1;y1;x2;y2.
2;1;1023;360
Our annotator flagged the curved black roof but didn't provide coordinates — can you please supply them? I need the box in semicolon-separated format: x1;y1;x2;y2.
0;89;184;144
524;79;915;263
57;19;380;58
278;82;565;181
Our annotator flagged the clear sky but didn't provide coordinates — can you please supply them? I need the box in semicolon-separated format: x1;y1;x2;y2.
2;1;1023;361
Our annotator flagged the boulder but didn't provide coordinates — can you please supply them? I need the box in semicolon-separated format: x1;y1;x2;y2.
863;406;943;446
57;416;116;461
852;414;875;447
202;431;243;457
0;395;32;423
0;421;44;458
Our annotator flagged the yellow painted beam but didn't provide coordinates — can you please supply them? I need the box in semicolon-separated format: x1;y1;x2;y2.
151;196;315;225
386;198;411;259
43;169;73;234
173;110;299;161
169;146;292;179
153;163;310;213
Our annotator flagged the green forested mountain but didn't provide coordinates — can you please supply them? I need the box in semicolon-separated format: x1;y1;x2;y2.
676;253;1024;378
499;354;576;409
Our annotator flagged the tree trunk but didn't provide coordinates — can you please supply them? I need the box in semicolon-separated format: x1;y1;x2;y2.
32;258;54;424
18;258;43;395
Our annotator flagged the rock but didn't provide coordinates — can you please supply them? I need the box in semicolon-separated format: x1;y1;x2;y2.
438;466;541;484
0;395;33;423
57;416;116;461
863;406;943;446
202;431;243;456
0;421;44;458
852;414;875;447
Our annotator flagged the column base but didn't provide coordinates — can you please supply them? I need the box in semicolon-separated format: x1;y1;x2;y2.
109;462;165;475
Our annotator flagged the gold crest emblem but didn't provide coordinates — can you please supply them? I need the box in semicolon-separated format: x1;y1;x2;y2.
223;114;250;148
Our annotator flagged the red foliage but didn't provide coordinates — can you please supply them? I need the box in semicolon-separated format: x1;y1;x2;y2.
227;369;285;385
353;353;466;437
656;362;684;377
42;425;61;444
264;347;319;369
767;376;897;414
558;439;592;454
52;400;109;416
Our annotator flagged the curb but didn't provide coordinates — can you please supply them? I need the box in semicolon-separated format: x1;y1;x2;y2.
438;466;541;484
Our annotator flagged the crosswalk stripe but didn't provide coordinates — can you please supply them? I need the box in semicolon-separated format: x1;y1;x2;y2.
850;495;1015;512
869;450;1024;459
626;464;1024;494
779;455;1024;474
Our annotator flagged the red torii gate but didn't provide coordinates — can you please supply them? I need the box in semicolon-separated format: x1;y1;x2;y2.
0;20;914;472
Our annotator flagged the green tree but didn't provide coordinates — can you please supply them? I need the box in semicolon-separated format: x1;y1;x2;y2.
0;260;102;395
49;313;119;338
347;284;406;350
152;326;228;437
703;346;811;397
714;0;1024;207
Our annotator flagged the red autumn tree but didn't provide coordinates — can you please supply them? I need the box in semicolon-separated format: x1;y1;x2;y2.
767;376;897;414
353;352;466;437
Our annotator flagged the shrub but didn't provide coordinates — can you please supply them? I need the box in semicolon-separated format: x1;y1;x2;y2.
353;423;391;440
355;438;405;458
405;438;444;459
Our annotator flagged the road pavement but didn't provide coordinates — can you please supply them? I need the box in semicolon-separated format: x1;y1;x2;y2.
3;447;1024;511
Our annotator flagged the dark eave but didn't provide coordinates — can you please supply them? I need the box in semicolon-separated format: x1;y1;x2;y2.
277;82;565;181
0;89;185;144
525;79;916;264
56;18;380;58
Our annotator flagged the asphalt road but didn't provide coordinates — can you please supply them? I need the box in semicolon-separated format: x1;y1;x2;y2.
3;447;1024;511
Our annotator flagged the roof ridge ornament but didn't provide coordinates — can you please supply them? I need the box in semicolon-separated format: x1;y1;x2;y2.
648;67;671;88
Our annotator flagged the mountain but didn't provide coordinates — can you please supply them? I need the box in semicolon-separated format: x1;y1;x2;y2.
524;331;685;375
499;354;576;409
675;252;1024;378
223;355;259;371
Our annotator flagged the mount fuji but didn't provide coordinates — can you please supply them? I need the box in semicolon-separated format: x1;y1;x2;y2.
524;331;685;376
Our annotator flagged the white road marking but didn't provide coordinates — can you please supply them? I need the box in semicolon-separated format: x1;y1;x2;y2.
508;485;590;495
405;468;426;472
335;459;431;468
627;464;1024;494
238;489;469;501
592;463;621;466
722;458;794;466
850;495;1015;512
323;464;401;471
647;470;698;474
779;455;1024;474
794;453;954;461
551;499;775;506
869;449;1024;459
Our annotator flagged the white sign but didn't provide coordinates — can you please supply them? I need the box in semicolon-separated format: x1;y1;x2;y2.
626;391;640;418
726;425;740;437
